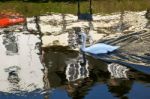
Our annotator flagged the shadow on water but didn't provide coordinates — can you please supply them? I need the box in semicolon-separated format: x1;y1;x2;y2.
97;30;150;75
42;47;150;99
0;30;150;99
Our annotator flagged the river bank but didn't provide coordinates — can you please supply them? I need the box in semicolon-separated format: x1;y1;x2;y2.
0;0;150;16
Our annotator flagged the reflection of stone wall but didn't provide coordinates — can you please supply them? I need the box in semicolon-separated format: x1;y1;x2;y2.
27;11;147;34
3;32;18;55
0;33;44;93
26;11;148;47
108;63;129;79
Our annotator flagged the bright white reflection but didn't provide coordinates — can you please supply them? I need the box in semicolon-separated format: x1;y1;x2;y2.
66;53;89;82
108;63;129;79
0;32;44;93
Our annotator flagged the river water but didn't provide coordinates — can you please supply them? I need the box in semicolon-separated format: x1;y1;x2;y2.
0;31;149;99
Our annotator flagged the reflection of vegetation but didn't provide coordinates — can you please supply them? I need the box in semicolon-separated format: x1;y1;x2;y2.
42;47;150;99
107;79;133;98
43;47;79;87
0;0;150;16
65;67;110;99
65;55;110;99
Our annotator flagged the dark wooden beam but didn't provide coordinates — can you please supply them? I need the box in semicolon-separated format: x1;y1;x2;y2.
89;0;92;14
77;0;80;16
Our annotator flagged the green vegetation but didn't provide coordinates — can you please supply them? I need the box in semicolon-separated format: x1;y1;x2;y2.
0;0;150;17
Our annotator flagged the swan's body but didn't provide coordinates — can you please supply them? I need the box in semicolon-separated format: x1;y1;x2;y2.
80;32;120;54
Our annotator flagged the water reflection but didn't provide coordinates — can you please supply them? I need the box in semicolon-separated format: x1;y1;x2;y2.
43;47;81;88
107;63;131;98
108;63;129;79
0;31;44;93
5;66;21;93
43;47;150;99
66;53;89;82
43;49;94;99
0;31;149;99
2;30;18;55
107;79;133;98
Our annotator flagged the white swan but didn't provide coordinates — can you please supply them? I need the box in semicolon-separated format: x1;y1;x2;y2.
80;32;120;54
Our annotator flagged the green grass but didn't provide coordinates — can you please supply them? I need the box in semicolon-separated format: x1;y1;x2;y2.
0;0;150;17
